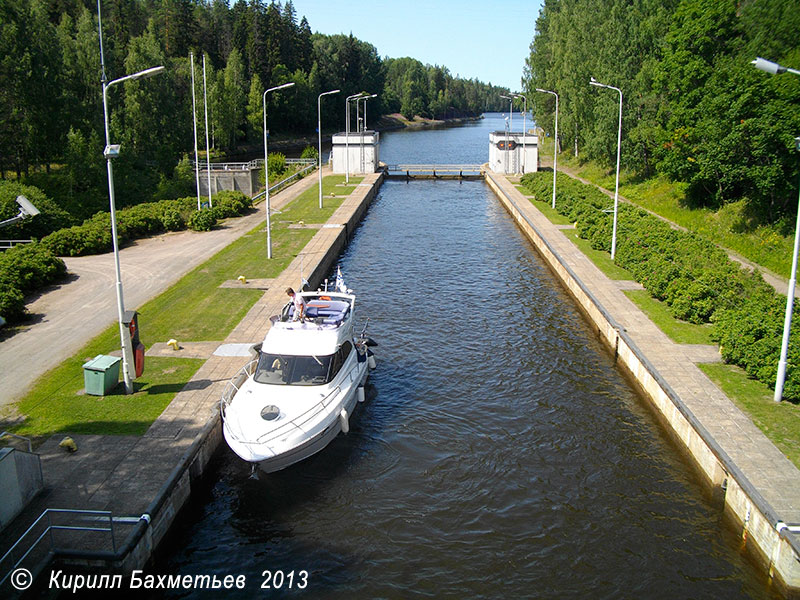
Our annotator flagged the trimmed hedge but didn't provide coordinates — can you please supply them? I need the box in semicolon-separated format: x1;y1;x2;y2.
1;190;251;324
0;242;67;322
40;192;252;257
521;171;800;399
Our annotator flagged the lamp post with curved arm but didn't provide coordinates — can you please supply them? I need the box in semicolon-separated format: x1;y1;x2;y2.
752;56;800;402
512;93;528;173
263;82;295;259
318;89;340;209
535;88;559;209
589;77;622;260
98;0;164;393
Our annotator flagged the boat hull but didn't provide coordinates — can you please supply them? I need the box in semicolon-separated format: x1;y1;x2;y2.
223;367;367;474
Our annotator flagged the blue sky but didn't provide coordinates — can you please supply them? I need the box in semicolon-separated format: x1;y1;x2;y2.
289;0;543;90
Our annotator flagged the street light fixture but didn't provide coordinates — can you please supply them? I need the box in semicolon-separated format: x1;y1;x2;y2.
318;89;340;209
263;81;295;259
752;56;800;402
98;0;164;393
535;88;559;209
589;76;623;260
345;92;373;183
500;94;517;173
512;93;528;173
358;94;377;173
357;93;377;132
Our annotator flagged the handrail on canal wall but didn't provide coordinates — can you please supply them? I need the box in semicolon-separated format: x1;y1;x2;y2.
484;170;800;592
384;164;484;179
252;162;317;202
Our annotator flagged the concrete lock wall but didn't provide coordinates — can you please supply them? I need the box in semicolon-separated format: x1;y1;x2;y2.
489;132;538;174
114;172;386;576
484;172;800;594
331;132;380;175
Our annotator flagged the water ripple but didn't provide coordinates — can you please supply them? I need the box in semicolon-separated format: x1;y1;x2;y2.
156;124;777;600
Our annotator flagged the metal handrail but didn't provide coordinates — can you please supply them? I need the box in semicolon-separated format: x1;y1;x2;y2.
387;164;483;171
192;158;316;172
252;163;317;202
219;359;258;417
0;509;117;587
222;362;364;447
0;431;33;453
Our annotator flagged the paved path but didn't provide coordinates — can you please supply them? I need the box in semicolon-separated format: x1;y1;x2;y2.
535;156;794;297
0;172;322;407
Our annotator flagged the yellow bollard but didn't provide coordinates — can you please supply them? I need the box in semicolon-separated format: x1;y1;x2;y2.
167;339;180;351
59;436;77;453
237;275;247;284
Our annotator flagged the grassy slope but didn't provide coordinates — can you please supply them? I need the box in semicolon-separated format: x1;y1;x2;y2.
524;183;799;469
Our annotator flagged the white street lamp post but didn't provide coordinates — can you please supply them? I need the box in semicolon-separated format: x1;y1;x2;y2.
263;82;295;259
318;89;340;209
513;93;528;173
190;52;201;210
202;54;212;208
752;56;800;402
500;94;515;173
590;77;623;260
345;93;362;183
344;93;360;183
344;92;373;183
535;88;559;209
358;94;377;173
98;0;164;393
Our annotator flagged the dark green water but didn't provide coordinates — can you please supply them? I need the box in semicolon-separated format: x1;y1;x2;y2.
152;115;779;599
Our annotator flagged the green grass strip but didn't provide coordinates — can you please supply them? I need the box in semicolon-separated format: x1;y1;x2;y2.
563;230;632;280
699;363;800;469
7;175;359;439
624;290;714;345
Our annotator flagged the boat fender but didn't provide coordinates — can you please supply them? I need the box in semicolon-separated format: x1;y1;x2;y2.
339;409;350;434
368;351;376;370
358;386;366;403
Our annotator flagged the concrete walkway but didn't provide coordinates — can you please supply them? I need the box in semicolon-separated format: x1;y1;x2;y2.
489;171;800;589
0;171;322;407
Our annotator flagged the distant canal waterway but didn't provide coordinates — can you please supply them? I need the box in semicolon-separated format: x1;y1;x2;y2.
152;115;778;599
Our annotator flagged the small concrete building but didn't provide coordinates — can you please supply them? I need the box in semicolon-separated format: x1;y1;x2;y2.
489;132;538;175
331;131;380;175
198;164;261;198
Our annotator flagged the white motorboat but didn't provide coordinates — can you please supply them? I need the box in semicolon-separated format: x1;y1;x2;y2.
220;270;376;474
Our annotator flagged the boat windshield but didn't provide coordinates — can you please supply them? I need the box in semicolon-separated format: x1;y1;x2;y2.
253;352;333;386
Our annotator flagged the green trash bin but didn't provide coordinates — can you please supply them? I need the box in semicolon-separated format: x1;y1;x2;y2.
82;355;121;396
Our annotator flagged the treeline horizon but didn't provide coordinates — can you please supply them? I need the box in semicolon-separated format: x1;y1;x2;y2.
0;0;510;222
523;0;800;226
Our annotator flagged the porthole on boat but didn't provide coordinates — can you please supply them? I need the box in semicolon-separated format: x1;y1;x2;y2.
260;405;280;421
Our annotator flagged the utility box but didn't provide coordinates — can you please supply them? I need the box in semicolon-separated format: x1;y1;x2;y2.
82;354;121;396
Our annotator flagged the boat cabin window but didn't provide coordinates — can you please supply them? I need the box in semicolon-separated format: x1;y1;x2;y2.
253;342;354;386
254;352;333;386
328;342;353;381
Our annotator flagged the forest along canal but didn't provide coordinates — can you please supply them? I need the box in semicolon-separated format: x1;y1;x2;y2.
152;116;778;598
